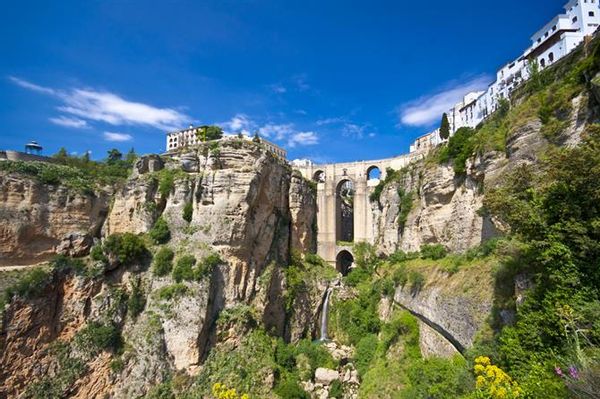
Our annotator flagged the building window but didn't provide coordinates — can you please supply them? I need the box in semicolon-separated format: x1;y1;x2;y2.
553;25;557;31
573;16;579;23
540;58;546;68
549;52;555;62
590;11;595;16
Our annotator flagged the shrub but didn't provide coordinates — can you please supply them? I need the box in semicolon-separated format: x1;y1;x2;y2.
103;233;147;266
437;127;476;175
152;247;175;277
74;322;121;355
172;255;196;282
158;169;176;198
128;278;146;319
420;244;447;260
149;217;171;244
392;264;409;286
90;244;107;263
409;271;425;292
2;268;51;306
274;375;309;399
155;284;189;301
182;202;193;223
195;253;221;280
328;380;343;398
50;255;86;275
355;334;379;376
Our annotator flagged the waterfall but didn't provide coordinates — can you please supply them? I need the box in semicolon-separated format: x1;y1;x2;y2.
320;287;333;341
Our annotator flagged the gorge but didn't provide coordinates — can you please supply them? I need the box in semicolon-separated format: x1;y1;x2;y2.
2;31;600;399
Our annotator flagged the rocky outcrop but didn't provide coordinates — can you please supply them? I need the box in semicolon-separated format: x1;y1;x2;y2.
289;172;317;254
0;173;109;266
392;261;495;356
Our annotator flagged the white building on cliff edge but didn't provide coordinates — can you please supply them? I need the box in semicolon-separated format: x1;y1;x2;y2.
410;0;600;154
449;0;600;133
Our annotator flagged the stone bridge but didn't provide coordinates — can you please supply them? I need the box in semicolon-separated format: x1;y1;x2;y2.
294;151;424;273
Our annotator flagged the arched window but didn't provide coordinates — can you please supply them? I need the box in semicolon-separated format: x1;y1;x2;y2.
548;52;554;63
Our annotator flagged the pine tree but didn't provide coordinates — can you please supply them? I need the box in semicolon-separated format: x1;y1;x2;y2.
440;113;450;140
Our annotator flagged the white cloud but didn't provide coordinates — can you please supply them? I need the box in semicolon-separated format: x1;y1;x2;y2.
316;117;345;126
288;131;318;148
292;74;310;91
104;132;133;142
221;113;256;135
259;123;294;140
398;75;491;127
9;76;189;131
8;76;57;95
49;116;89;128
269;84;287;94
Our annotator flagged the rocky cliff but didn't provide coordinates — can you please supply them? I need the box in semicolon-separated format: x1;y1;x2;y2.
0;173;109;266
0;138;322;398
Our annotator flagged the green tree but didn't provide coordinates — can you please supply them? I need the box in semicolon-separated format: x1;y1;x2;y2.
252;132;261;143
107;148;123;164
125;147;137;166
440;112;451;140
195;125;223;142
53;147;69;162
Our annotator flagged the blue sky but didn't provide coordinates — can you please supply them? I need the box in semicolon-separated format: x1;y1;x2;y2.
1;0;563;163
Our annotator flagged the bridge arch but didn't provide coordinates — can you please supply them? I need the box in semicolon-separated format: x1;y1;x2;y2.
313;170;325;182
336;178;354;243
336;250;354;276
366;165;381;181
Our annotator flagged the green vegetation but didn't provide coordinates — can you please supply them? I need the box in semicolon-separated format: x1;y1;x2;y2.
153;246;175;277
171;253;220;283
128;277;146;319
154;284;189;301
284;251;338;314
437;127;476;175
100;233;148;267
195;125;224;142
419;244;448;260
149;217;171;244
0;267;51;309
370;167;407;203
73;321;122;356
439;112;450;140
182;202;193;223
172;255;196;282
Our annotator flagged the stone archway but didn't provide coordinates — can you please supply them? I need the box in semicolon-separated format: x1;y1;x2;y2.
336;250;354;276
366;165;381;181
336;179;354;243
313;170;325;182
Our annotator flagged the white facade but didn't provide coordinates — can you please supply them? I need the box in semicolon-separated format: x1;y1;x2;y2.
409;128;442;153
166;126;287;159
445;0;600;135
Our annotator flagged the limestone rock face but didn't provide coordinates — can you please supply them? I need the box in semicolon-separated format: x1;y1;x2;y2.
289;172;317;254
392;262;494;355
56;232;94;257
105;175;161;236
0;173;109;266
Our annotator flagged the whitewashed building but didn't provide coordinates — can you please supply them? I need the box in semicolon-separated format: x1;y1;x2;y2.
409;128;442;153
445;0;600;134
166;125;287;159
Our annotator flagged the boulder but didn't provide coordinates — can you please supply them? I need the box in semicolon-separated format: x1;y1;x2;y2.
314;368;339;385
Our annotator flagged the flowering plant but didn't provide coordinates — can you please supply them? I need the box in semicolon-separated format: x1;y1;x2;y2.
472;356;523;399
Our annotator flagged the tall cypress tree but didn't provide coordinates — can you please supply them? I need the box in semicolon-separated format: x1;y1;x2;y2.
440;112;450;140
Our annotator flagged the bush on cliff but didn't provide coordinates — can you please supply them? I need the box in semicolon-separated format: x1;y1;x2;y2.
102;233;148;267
153;247;175;277
149;217;171;244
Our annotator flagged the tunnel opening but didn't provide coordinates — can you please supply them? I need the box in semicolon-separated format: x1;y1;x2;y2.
336;250;354;276
336;179;354;243
367;166;381;181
